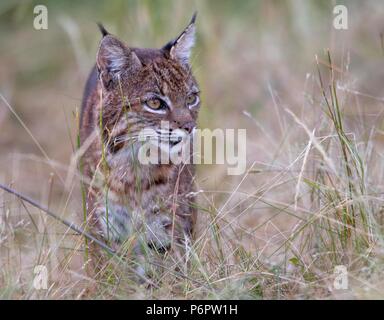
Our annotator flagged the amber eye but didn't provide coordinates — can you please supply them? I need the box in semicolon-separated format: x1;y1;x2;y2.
146;98;162;110
186;93;198;107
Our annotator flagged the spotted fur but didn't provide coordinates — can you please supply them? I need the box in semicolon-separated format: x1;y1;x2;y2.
80;15;200;256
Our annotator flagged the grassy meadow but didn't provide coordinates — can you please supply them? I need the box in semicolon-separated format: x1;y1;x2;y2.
1;0;384;299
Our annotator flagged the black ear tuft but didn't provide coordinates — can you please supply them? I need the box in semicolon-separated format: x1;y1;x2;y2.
190;11;197;24
97;22;109;37
163;13;197;66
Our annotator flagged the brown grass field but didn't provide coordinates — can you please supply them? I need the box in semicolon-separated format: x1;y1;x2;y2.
1;0;384;299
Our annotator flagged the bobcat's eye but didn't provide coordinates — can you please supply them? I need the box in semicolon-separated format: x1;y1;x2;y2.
186;93;199;108
143;97;168;114
146;98;162;110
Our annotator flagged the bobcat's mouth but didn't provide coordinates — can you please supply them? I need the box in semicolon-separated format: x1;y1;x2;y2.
156;129;187;147
169;136;183;146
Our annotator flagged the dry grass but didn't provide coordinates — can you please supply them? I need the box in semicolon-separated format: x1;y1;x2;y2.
1;0;384;299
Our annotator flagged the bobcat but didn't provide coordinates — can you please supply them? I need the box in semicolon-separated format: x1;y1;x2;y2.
80;14;200;262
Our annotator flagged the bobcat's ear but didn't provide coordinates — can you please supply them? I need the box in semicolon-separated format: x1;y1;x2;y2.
163;13;197;66
96;34;142;89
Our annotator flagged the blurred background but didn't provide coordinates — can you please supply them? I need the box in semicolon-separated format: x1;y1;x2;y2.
1;0;384;299
1;0;384;184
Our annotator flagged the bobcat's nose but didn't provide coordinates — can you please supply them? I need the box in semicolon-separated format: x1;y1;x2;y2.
181;121;195;134
171;120;195;134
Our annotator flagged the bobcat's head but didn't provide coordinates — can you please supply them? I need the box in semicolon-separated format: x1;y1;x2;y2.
96;14;200;164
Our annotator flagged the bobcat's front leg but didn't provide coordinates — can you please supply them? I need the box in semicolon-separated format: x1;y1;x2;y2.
94;200;176;253
94;201;133;248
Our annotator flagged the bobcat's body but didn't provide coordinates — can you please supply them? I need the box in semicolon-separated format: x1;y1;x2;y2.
80;16;200;256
